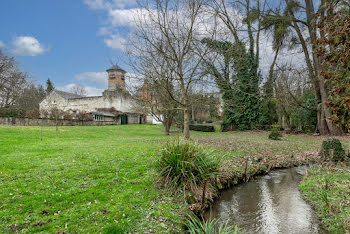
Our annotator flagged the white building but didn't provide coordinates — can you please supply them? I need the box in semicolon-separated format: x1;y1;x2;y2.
39;65;151;124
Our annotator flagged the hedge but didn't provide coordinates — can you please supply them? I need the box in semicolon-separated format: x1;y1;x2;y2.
189;124;215;132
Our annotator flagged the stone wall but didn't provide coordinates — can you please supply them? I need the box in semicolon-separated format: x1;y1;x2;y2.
0;117;117;126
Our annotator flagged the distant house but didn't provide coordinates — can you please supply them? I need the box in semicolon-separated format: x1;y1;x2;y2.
39;65;151;124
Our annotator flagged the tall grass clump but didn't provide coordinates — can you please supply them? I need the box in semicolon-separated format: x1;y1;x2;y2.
185;215;240;234
157;139;219;190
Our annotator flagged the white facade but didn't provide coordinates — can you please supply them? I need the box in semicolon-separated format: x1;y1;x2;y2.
40;90;134;113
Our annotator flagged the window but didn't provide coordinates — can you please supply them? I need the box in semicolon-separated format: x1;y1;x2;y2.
94;115;104;121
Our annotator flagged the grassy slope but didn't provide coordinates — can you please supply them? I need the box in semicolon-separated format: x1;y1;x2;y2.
300;164;350;233
0;125;348;232
0;125;185;233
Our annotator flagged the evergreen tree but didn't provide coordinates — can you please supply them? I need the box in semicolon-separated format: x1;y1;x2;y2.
202;39;261;131
46;78;54;94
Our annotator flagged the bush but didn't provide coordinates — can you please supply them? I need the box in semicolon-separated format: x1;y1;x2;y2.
185;215;240;234
157;140;219;189
25;108;40;118
268;125;282;140
320;138;347;161
190;124;215;132
0;107;25;117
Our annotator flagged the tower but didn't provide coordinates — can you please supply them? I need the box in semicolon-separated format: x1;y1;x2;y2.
106;64;126;90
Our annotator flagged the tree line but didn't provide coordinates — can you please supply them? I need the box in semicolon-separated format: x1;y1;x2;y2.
0;49;89;119
129;0;349;139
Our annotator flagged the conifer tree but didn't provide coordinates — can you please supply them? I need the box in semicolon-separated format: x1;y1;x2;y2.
46;78;54;94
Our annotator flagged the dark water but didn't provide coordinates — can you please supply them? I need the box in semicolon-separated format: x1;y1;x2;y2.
204;166;326;234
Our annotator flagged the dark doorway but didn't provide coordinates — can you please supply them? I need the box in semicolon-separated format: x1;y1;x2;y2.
121;114;128;125
139;116;142;124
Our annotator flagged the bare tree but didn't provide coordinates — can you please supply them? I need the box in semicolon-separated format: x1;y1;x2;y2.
129;0;212;139
69;84;87;96
0;50;28;108
132;75;179;135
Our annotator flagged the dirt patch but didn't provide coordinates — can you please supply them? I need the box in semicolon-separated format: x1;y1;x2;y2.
41;210;50;215
33;221;50;227
9;224;24;232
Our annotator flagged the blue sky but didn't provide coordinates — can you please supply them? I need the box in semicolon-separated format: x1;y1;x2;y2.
0;0;137;95
0;0;305;95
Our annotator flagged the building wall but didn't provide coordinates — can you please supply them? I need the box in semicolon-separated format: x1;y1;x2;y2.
0;117;116;126
0;115;144;126
39;90;136;114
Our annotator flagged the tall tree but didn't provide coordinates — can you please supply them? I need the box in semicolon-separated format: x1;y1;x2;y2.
0;50;28;109
46;78;54;94
265;0;343;135
130;0;211;139
201;0;264;130
316;0;350;132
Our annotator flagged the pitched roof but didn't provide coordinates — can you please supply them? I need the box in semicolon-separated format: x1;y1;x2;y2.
106;64;126;72
54;90;83;99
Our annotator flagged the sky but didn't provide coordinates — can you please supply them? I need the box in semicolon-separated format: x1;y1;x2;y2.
0;0;138;95
0;0;305;96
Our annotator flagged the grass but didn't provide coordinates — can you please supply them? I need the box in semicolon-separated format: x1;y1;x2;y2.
0;125;349;232
157;139;219;190
185;215;240;234
300;163;350;233
0;125;186;232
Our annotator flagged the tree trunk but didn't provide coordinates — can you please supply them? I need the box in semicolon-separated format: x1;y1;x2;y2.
56;118;58;132
183;107;190;140
304;0;343;135
164;116;170;135
319;77;344;135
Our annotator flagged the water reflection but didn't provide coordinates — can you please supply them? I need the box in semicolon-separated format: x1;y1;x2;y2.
204;166;326;234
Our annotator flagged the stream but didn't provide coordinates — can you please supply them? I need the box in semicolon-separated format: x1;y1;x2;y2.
204;166;326;234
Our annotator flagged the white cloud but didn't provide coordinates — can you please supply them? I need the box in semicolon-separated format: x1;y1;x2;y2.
108;8;139;27
58;83;104;96
104;34;127;51
84;0;110;9
75;71;108;85
84;86;104;96
97;27;110;36
0;41;5;48
84;0;136;10
12;36;47;56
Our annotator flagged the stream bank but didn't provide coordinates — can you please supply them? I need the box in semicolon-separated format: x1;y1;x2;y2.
203;166;326;234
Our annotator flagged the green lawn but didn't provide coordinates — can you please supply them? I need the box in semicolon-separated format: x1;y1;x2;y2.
0;125;348;232
0;125;186;233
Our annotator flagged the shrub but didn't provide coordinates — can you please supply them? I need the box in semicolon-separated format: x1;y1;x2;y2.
185;215;240;234
190;124;215;132
157;140;219;189
268;125;282;140
0;107;25;117
25;108;40;118
320;138;346;161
